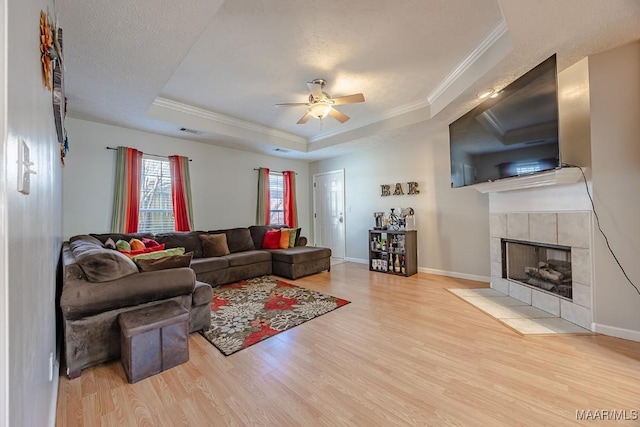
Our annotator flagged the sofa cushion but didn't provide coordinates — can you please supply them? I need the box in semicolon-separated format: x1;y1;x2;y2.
189;257;229;274
116;239;131;251
131;247;185;261
70;237;139;283
262;229;281;249
269;246;332;264
60;267;196;320
200;234;230;257
279;229;290;249
134;252;194;272
224;228;255;253
248;225;283;249
154;231;204;258
225;250;272;267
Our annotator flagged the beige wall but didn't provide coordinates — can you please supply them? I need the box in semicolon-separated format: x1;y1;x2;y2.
589;41;640;337
309;127;491;280
63;118;311;239
4;0;63;425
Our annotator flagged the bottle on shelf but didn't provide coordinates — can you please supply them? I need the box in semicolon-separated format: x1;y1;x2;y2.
394;254;400;273
375;237;381;250
401;256;406;275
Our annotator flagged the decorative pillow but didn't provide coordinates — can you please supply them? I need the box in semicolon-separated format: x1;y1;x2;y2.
115;239;131;251
141;237;160;248
262;229;281;249
72;245;139;283
223;228;255;253
131;247;186;261
279;229;290;249
129;238;145;251
118;244;166;258
200;234;231;257
135;252;194;272
293;227;302;246
103;238;116;250
283;228;298;248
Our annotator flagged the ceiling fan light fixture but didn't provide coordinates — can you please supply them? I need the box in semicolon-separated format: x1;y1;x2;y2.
308;102;332;119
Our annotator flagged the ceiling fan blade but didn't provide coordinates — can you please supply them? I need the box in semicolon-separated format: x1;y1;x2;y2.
331;93;365;105
297;112;312;124
307;81;324;100
275;102;309;107
328;107;350;123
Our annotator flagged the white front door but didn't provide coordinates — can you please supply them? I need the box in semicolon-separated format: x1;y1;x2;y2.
313;170;345;259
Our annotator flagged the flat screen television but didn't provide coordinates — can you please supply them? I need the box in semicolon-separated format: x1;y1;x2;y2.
449;55;560;188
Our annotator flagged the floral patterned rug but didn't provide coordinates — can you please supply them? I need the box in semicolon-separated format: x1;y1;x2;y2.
201;276;350;356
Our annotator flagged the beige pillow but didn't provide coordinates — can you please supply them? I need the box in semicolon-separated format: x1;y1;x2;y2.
135;252;194;272
200;234;231;257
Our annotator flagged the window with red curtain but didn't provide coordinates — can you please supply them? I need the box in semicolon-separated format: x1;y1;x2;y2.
282;171;298;228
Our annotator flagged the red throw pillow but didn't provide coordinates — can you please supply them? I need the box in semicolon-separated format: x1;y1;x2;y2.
142;237;160;248
119;243;166;258
262;229;281;249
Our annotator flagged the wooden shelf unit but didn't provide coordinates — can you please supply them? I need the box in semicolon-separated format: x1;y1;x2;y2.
368;229;417;277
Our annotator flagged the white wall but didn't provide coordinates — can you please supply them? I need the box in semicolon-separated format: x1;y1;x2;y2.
589;41;640;339
309;128;491;280
4;0;63;426
62;118;311;239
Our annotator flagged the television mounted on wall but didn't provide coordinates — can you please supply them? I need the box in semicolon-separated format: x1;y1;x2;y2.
449;55;560;188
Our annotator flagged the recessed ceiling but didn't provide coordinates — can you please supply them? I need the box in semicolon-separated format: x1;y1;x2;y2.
56;0;640;161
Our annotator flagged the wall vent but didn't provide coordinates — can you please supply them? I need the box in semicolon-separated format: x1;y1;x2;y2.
274;148;289;153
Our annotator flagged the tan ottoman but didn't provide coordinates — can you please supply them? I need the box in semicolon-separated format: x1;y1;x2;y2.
119;301;189;383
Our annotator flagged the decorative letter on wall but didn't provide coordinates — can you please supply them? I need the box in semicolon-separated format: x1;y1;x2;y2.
381;185;391;196
393;183;404;195
408;182;420;194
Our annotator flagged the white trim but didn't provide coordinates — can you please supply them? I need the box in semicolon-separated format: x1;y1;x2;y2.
419;267;491;283
593;323;640;342
344;257;367;264
427;20;509;105
312;169;346;259
151;97;307;145
47;360;59;427
0;0;8;422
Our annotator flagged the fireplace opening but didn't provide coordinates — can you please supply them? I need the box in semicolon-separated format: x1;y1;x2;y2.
501;239;572;300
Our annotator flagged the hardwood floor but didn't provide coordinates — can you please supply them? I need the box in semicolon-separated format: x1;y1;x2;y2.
56;263;640;426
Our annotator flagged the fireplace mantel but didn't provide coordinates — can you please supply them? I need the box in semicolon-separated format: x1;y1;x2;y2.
472;167;584;194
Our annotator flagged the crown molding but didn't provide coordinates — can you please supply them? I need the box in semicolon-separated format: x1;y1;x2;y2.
309;98;431;143
427;19;509;105
151;97;307;145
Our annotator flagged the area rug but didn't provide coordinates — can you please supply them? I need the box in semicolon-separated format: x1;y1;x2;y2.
201;276;350;355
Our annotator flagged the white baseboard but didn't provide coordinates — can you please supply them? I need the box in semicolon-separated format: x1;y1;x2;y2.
344;257;368;264
47;359;60;427
418;267;490;283
593;323;640;342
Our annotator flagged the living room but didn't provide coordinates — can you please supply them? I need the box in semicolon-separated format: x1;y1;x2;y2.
2;1;640;426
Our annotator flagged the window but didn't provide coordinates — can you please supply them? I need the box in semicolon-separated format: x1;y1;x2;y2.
269;173;284;224
138;157;175;233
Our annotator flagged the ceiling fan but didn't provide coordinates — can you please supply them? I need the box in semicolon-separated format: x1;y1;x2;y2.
275;79;365;124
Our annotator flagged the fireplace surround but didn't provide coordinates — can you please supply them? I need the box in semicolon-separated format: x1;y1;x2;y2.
490;211;592;330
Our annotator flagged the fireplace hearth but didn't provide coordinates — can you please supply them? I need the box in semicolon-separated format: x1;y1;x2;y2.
502;239;572;300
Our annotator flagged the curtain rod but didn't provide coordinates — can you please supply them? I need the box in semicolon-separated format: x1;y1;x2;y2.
106;146;192;161
254;168;298;175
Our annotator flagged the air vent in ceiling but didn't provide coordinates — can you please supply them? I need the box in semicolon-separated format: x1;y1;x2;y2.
179;127;202;135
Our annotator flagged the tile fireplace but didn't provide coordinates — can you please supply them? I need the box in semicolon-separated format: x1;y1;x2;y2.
490;211;593;330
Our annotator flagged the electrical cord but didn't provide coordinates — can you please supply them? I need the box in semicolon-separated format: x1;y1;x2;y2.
563;163;640;296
